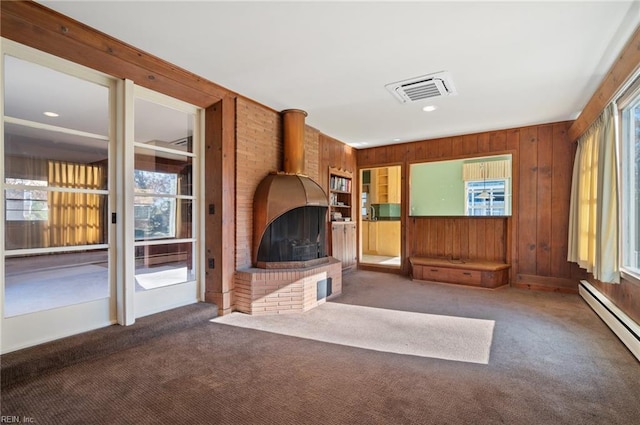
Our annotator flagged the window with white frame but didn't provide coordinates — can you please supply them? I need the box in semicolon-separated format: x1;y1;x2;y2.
620;84;640;277
133;170;178;240
4;178;48;221
465;179;508;216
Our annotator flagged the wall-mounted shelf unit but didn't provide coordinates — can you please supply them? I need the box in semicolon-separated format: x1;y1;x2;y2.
328;167;353;222
328;167;356;270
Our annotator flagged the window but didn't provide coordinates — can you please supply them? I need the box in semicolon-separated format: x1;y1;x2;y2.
4;178;48;221
620;88;640;277
134;170;178;240
465;179;508;216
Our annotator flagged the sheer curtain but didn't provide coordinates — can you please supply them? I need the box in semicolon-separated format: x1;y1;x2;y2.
568;103;619;283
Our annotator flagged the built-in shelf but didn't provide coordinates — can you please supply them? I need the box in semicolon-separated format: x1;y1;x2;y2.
329;167;353;222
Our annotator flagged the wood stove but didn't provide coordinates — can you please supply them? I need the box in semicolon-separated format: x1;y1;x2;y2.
234;109;341;316
252;109;330;269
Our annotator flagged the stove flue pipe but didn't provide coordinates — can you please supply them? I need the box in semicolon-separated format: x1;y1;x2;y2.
282;109;307;175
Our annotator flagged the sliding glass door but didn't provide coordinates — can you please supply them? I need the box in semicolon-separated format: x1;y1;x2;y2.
128;87;201;319
1;42;116;351
1;40;204;353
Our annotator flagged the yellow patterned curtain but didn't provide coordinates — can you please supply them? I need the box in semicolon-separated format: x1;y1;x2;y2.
567;104;619;283
47;161;104;246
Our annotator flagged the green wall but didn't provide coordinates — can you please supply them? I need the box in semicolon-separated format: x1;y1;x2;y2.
410;160;465;215
409;155;512;216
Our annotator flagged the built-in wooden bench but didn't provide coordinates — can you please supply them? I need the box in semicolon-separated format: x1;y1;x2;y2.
409;257;510;289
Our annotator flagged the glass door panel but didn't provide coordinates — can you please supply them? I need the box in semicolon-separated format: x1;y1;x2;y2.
131;88;199;318
2;47;114;353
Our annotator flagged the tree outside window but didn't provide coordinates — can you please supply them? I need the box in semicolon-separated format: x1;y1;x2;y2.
134;170;177;240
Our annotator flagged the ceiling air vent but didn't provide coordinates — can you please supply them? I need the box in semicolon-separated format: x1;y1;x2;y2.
385;71;457;104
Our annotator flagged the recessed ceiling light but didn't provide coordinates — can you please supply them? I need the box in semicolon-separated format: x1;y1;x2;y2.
422;105;437;112
43;111;59;117
393;138;401;142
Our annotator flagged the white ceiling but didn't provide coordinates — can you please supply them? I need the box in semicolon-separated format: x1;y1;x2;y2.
39;1;640;148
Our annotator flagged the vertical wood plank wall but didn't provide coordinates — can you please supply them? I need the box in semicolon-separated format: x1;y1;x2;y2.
319;134;358;195
408;217;507;263
357;121;586;292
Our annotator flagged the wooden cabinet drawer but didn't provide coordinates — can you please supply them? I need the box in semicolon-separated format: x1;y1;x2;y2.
410;257;510;288
447;269;482;286
420;266;449;282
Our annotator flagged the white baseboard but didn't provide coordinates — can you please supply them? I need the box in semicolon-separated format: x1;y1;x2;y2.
579;280;640;362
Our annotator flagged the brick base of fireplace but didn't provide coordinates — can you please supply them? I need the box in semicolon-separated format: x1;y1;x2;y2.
234;257;342;315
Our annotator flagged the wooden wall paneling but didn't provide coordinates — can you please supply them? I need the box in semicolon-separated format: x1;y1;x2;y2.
536;125;553;276
377;146;389;164
451;136;464;157
462;134;479;156
485;219;496;261
506;129;520;152
551;123;574;278
444;219;454;257
423;219;435;257
593;276;640;325
489;131;507;151
437;138;453;158
487;219;504;261
433;218;443;257
518;126;538;275
468;219;479;260
385;145;399;164
408;218;418;255
421;218;432;257
506;130;520;281
204;96;236;315
478;133;491;152
476;219;488;260
405;143;417;164
361;121;577;290
460;218;470;260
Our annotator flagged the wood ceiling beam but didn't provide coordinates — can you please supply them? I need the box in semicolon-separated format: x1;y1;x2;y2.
568;24;640;142
0;1;233;108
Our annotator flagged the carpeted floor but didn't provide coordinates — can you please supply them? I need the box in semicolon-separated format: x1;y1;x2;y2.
1;270;639;424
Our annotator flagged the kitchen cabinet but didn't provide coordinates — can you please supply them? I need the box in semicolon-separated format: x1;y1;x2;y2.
370;167;401;204
361;220;400;257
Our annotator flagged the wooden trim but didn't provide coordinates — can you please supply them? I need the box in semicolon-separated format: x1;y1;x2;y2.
515;274;578;293
568;24;640;141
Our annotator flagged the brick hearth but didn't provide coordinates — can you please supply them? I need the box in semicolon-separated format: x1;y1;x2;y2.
234;258;342;315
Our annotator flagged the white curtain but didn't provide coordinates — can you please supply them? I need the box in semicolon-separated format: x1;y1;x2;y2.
567;103;619;283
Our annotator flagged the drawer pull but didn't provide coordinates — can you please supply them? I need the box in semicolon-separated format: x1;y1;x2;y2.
463;272;472;276
430;269;439;272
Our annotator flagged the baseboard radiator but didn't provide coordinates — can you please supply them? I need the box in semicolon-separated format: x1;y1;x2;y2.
579;280;640;362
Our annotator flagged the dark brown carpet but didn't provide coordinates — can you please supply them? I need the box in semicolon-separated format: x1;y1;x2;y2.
1;270;639;424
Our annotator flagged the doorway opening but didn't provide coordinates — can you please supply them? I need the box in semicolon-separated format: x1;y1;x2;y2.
359;166;401;267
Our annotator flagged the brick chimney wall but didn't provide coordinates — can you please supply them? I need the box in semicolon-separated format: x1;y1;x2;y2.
235;98;321;270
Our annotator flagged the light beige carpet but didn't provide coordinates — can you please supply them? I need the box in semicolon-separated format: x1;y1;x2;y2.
214;302;495;364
